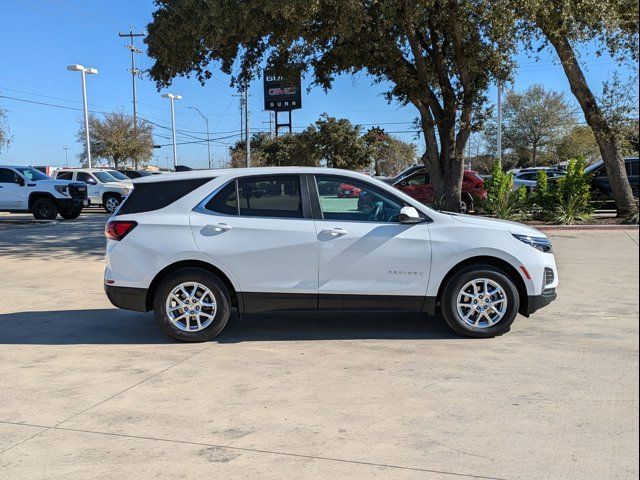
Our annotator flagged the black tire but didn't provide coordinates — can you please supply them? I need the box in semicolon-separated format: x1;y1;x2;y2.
59;208;82;220
32;198;59;220
153;268;231;342
460;195;474;214
103;193;122;214
440;264;520;338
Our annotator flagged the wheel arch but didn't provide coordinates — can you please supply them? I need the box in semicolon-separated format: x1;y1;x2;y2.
28;192;58;211
145;260;238;312
436;255;529;316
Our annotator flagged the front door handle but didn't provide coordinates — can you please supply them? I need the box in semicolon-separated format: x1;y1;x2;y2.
207;223;232;232
323;227;348;237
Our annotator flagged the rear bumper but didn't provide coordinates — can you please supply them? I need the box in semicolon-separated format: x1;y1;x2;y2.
104;284;149;312
523;288;557;316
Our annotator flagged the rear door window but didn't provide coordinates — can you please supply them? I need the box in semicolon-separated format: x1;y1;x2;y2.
237;175;303;218
56;171;73;180
204;181;238;215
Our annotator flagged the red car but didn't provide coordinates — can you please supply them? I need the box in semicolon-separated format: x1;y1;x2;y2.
394;169;487;213
336;183;362;198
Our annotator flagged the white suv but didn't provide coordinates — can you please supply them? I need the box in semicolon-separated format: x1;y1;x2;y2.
53;168;132;213
104;167;558;342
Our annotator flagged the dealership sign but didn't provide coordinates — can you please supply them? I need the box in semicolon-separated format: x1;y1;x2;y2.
263;71;302;112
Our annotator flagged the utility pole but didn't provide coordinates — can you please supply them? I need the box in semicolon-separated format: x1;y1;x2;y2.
67;64;98;168
497;80;503;163
62;146;70;167
161;93;182;168
118;29;144;169
244;83;250;167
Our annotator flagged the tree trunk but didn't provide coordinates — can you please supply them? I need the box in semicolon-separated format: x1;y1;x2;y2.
545;32;636;215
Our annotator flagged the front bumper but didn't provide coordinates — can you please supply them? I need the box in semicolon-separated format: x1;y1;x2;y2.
56;197;85;212
523;288;557;316
105;284;149;312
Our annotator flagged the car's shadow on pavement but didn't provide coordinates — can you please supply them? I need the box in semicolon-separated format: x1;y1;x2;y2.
0;309;458;345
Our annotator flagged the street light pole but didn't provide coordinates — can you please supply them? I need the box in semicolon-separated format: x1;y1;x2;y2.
62;146;70;167
189;106;211;169
162;93;182;168
67;64;98;168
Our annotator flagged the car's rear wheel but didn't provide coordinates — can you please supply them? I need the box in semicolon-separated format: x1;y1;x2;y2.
32;198;58;220
103;194;122;214
153;268;231;342
440;265;519;338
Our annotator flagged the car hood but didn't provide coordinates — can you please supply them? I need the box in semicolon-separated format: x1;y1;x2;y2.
448;213;547;237
34;179;83;187
104;181;133;189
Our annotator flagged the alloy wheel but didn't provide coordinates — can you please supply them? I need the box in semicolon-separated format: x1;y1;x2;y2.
165;282;217;332
456;278;508;328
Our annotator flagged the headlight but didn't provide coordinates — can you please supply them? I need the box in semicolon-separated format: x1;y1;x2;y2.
54;185;69;196
123;188;131;195
512;234;552;253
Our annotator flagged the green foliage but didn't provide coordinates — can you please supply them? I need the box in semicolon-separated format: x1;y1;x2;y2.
364;127;417;177
555;126;600;162
483;84;575;167
145;0;518;212
531;157;595;224
480;160;527;220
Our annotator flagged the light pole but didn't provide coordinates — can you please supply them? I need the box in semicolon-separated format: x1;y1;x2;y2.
497;80;502;163
62;146;70;167
188;106;211;169
67;64;98;168
161;93;182;168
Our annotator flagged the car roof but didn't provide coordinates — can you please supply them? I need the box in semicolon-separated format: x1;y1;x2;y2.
132;167;378;184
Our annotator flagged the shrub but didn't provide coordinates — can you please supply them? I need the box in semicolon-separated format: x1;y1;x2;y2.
480;160;527;220
531;157;594;224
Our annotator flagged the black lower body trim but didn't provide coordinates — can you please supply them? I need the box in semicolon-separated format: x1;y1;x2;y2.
238;292;431;314
105;284;149;312
56;197;84;213
523;289;557;316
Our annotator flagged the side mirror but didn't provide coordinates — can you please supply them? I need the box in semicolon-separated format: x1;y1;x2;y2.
399;206;423;224
86;178;97;185
16;177;25;186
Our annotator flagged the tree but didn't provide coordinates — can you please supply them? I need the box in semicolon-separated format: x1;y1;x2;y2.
515;0;639;215
0;105;11;153
483;85;575;167
555;126;600;163
145;1;515;211
227;132;319;168
77;111;154;168
364;127;417;176
303;114;370;170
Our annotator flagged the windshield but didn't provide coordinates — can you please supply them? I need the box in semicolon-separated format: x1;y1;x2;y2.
584;161;603;174
14;167;50;181
105;170;130;181
94;171;118;183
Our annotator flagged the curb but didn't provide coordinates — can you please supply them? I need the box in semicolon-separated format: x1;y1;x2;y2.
536;224;638;231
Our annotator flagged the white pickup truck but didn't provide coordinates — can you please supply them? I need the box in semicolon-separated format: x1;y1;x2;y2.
52;168;132;213
0;165;88;219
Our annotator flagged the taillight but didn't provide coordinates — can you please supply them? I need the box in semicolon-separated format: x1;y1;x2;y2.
105;220;137;241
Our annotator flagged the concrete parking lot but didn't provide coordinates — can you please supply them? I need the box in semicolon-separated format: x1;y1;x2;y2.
0;211;638;479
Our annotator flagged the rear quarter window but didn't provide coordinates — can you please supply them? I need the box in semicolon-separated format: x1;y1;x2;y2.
117;177;214;215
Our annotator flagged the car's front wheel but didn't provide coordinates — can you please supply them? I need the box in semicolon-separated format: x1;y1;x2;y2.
440;265;519;338
32;198;59;220
153;268;231;342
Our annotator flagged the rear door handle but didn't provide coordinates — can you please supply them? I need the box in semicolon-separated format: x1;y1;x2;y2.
207;223;232;232
323;227;348;237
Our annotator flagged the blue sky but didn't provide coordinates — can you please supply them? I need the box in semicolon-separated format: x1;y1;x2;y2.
0;0;636;169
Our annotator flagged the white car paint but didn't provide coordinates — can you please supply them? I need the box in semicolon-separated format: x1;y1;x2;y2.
104;168;558;310
52;168;131;208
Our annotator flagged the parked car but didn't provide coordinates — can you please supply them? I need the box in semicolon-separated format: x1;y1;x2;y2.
0;165;88;219
512;169;565;193
392;169;487;213
104;167;558;342
97;169;134;186
53;168;132;213
379;164;425;185
118;169;155;179
337;182;361;198
585;157;639;202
